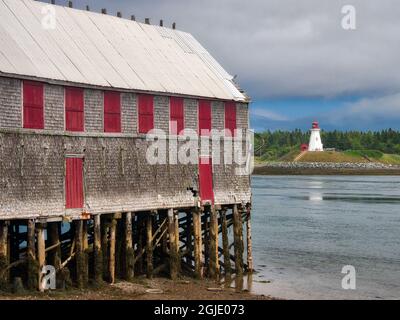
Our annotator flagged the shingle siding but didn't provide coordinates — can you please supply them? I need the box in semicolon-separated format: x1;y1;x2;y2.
45;84;64;131
154;95;169;133
212;101;224;131
85;89;103;133
0;77;21;129
184;99;198;132
0;76;251;219
121;92;137;134
236;103;249;130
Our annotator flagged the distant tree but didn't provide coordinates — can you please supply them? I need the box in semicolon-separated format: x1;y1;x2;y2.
254;129;400;160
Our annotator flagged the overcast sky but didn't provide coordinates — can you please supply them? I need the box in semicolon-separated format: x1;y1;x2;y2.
45;0;400;130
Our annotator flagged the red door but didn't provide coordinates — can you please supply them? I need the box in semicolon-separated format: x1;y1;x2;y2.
65;158;84;209
199;157;214;204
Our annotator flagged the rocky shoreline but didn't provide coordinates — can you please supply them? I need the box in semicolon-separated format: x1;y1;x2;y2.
254;162;400;175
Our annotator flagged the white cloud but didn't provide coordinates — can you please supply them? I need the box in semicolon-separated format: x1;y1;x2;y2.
250;108;288;121
344;93;400;120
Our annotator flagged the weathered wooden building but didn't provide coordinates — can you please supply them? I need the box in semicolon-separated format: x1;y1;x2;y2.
0;0;252;291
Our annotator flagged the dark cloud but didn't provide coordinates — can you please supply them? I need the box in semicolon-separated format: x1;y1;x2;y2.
48;0;400;102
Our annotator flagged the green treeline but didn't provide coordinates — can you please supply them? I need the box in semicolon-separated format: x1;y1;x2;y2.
255;129;400;161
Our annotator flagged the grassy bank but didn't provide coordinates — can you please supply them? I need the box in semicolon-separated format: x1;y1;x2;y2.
254;150;400;175
253;165;400;176
256;150;400;165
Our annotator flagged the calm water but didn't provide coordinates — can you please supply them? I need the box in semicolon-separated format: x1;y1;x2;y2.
251;175;400;300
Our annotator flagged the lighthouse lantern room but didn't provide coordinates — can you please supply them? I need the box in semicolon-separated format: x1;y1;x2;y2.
308;121;324;152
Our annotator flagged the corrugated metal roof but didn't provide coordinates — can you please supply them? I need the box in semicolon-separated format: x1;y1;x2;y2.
0;0;247;102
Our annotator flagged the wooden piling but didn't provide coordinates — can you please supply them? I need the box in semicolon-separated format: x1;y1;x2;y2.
93;215;103;284
233;204;243;277
0;221;9;287
192;208;202;278
136;215;144;274
246;206;253;272
47;222;61;269
125;212;134;281
82;220;89;285
174;211;180;273
168;209;178;280
37;224;46;292
185;212;192;266
204;211;209;267
221;209;231;276
74;220;85;289
47;222;62;289
115;219;123;278
109;216;117;284
174;212;179;253
26;219;37;290
10;222;19;267
208;206;219;280
146;213;153;279
101;217;109;281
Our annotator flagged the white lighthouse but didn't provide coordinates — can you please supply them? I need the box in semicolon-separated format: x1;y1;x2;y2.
308;121;324;152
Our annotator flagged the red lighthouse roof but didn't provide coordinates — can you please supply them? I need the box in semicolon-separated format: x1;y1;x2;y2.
312;121;319;129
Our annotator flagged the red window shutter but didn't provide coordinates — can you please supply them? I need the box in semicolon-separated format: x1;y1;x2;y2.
104;91;121;133
138;94;154;134
198;100;211;136
65;87;84;132
65;158;84;209
224;101;237;137
170;97;184;135
199;157;214;204
23;81;44;129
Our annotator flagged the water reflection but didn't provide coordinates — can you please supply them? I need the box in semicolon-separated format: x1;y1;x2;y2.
309;192;323;201
307;181;324;189
235;274;244;292
291;195;400;204
222;272;254;292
